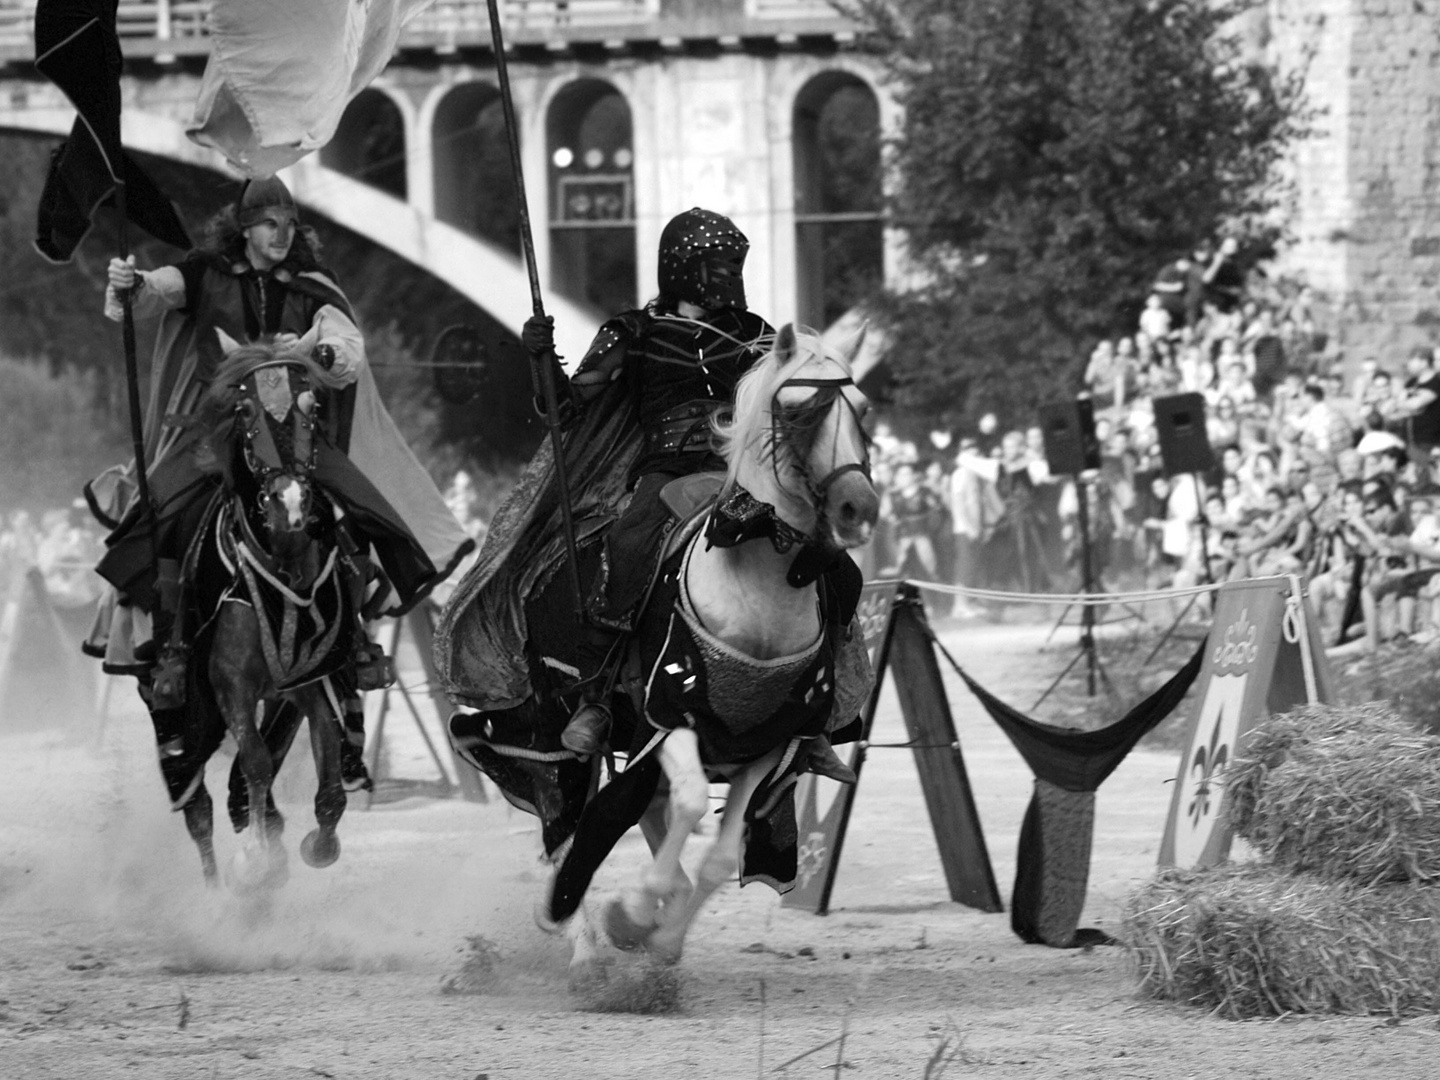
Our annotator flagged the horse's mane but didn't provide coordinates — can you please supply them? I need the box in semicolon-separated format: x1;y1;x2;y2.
712;325;834;495
177;342;326;487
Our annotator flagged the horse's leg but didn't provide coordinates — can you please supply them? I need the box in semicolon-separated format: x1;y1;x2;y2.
645;746;785;965
297;682;346;869
566;900;610;993
226;698;299;835
181;780;219;886
607;728;708;946
211;603;286;889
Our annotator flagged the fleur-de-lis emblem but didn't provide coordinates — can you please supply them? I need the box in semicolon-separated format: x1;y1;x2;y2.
796;830;828;889
1187;714;1229;826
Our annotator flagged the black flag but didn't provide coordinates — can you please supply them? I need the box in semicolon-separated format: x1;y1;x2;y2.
33;0;191;262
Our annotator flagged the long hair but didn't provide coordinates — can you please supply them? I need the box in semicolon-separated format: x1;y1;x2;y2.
200;203;325;274
711;326;822;495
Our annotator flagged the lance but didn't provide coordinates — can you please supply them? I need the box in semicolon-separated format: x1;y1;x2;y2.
485;0;585;617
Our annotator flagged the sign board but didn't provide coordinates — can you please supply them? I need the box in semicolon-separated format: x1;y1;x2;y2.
1158;576;1332;868
555;175;633;224
785;582;1002;915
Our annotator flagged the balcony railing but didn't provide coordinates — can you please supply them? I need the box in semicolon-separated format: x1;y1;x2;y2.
0;0;851;59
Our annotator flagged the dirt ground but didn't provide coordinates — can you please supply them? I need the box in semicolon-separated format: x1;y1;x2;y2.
2;617;1437;1080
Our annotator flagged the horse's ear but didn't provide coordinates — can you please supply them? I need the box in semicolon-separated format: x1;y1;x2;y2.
214;327;243;357
775;324;796;364
846;322;868;366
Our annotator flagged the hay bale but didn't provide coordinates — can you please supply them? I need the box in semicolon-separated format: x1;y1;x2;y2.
1224;703;1440;885
1122;864;1440;1019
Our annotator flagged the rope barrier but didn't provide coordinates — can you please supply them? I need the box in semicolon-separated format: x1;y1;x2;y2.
879;576;1225;607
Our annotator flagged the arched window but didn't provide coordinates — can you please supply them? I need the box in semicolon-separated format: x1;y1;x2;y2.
546;79;636;314
793;73;882;331
432;83;519;254
321;89;407;200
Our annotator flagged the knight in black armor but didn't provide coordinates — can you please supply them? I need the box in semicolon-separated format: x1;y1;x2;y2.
524;208;854;782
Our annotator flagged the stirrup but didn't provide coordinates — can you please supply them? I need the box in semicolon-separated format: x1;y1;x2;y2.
561;700;613;757
352;641;395;692
150;645;189;711
340;738;373;793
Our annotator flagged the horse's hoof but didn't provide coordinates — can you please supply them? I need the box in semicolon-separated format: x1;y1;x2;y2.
644;933;684;967
603;898;655;953
229;842;289;893
534;898;562;935
300;829;340;868
568;957;611;996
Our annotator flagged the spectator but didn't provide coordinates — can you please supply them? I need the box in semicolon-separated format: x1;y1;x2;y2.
1400;346;1440;454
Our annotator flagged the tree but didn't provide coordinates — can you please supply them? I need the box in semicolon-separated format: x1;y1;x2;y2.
854;0;1306;432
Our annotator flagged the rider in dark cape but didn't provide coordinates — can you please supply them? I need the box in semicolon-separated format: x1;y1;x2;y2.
436;208;857;783
88;177;472;791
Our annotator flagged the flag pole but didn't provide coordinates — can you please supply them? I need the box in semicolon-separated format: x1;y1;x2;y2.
112;180;152;514
112;178;159;599
484;0;585;616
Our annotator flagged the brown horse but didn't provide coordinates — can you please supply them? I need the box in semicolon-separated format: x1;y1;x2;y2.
168;341;359;890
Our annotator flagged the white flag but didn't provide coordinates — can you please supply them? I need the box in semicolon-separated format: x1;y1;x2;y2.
188;0;436;177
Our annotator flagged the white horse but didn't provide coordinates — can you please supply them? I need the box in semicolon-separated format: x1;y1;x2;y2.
550;322;880;969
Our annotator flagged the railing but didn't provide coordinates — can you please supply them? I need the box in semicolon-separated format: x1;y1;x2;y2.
0;0;849;57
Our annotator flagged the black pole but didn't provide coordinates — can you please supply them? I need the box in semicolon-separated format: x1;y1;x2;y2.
484;0;585;616
113;179;155;558
1191;473;1215;587
1075;472;1097;697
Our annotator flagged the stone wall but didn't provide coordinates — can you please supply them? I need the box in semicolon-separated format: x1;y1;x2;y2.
1269;0;1440;366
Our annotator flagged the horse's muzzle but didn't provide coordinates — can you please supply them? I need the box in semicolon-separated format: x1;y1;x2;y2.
823;468;879;549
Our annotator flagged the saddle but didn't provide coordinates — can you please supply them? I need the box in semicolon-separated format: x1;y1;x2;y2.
525;472;724;703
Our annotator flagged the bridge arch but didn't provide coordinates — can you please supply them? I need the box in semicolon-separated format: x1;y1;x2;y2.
322;86;411;200
545;76;638;315
430;80;520;255
792;70;884;331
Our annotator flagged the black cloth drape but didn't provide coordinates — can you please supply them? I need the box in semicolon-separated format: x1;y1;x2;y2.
955;639;1207;946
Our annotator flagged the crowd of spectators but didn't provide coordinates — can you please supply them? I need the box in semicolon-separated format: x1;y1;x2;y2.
0;502;106;609
861;236;1440;651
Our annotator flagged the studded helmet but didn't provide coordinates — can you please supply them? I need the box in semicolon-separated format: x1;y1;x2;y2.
657;208;749;311
237;176;299;229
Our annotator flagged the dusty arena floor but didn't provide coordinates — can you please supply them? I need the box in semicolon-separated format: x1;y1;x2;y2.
3;620;1437;1080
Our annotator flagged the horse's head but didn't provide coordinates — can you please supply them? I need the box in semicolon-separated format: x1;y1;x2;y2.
716;324;880;549
193;340;325;562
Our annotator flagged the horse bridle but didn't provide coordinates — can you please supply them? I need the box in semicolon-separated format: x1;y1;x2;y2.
234;360;319;528
771;375;873;503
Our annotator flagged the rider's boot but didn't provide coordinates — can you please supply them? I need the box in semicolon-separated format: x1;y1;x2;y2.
801;734;857;785
136;669;186;759
561;696;613;757
339;696;372;793
341;541;395;693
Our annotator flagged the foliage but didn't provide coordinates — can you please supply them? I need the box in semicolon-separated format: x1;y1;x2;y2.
852;0;1308;432
0;356;128;513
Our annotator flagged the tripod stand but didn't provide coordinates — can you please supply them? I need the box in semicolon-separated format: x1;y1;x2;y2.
1033;470;1114;710
1141;472;1216;667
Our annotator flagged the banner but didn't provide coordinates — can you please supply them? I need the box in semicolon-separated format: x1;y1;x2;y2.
1158;576;1332;869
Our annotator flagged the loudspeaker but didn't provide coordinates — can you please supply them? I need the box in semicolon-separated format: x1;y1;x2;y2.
1038;398;1101;475
1152;392;1215;477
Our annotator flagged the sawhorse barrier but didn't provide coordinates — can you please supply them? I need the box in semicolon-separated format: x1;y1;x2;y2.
786;575;1331;948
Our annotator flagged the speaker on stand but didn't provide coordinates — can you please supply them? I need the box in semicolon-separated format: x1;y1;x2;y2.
1143;393;1218;665
1032;397;1112;707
